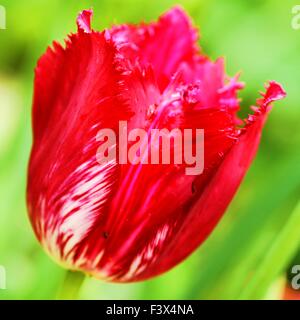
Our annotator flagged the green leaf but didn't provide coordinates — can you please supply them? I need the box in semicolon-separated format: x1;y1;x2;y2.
238;200;300;299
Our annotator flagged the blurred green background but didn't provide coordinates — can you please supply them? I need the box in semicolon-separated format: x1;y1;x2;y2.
0;0;300;300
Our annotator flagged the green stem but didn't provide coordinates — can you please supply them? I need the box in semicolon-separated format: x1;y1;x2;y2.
56;270;86;300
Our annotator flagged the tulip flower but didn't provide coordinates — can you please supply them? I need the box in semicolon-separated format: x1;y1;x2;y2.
27;7;286;282
283;285;300;300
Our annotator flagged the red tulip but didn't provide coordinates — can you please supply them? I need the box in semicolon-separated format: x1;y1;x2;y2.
27;7;286;282
283;285;300;300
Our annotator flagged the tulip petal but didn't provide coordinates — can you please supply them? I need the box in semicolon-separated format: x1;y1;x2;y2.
110;6;201;90
28;30;131;265
77;9;93;33
130;81;286;280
